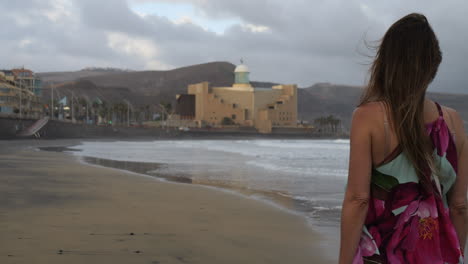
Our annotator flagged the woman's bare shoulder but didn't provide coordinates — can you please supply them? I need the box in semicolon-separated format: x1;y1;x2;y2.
441;105;465;130
353;101;383;113
441;104;457;115
439;104;467;154
352;102;383;123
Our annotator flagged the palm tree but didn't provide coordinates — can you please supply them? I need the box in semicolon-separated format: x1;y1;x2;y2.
314;115;341;133
328;115;341;133
112;102;132;125
98;100;109;124
145;104;151;121
77;97;88;121
314;116;326;132
159;102;172;121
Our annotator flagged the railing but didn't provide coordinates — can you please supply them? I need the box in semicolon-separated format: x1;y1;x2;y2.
17;117;49;137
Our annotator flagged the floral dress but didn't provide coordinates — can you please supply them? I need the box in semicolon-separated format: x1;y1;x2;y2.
353;102;464;264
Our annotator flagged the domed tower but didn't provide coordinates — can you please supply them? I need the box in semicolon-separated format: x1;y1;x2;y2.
233;60;253;91
234;63;250;85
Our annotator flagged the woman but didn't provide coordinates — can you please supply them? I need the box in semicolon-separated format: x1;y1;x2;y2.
339;13;467;264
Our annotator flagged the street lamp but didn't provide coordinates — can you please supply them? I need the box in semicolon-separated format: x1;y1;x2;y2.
19;78;22;119
123;99;132;127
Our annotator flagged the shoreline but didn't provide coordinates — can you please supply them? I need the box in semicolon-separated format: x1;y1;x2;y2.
0;139;331;263
74;154;308;222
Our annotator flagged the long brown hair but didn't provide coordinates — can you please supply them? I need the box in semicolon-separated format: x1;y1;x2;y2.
359;13;442;193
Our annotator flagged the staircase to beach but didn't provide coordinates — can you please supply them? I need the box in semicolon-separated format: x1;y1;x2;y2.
17;116;49;137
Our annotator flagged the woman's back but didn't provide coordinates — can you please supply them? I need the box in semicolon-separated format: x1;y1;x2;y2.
352;100;465;263
369;100;461;169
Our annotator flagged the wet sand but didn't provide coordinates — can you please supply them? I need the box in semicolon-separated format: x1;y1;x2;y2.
0;140;329;264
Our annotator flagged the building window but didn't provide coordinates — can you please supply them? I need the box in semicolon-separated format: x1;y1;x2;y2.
268;106;274;109
277;101;283;104
233;103;237;108
232;114;236;120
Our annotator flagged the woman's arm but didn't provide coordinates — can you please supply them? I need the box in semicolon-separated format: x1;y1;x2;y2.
339;106;373;264
447;109;468;252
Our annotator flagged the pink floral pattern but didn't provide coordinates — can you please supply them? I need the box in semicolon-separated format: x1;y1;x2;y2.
353;102;464;264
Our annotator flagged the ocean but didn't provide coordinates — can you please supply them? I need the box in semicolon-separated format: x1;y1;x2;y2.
70;139;350;259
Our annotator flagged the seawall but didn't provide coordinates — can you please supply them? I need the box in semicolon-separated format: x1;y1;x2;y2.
0;117;181;140
0;116;348;140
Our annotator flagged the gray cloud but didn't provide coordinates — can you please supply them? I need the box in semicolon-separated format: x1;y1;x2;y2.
0;0;466;93
77;0;154;35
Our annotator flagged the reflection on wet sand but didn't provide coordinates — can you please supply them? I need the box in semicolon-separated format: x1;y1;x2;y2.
83;156;193;184
81;156;302;211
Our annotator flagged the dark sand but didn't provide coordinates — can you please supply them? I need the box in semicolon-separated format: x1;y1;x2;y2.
0;140;330;264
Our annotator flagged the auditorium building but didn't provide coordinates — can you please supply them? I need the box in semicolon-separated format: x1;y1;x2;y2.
175;63;298;133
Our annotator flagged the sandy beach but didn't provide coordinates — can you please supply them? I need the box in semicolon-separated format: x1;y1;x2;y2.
0;140;329;264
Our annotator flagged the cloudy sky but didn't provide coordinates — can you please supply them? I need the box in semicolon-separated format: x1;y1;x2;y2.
0;0;467;93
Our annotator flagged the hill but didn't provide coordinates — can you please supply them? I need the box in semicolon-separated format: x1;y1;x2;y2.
39;61;277;106
38;68;131;84
298;83;363;126
299;83;468;129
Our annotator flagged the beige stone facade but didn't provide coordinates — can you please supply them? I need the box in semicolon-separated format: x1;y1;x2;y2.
177;64;298;133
